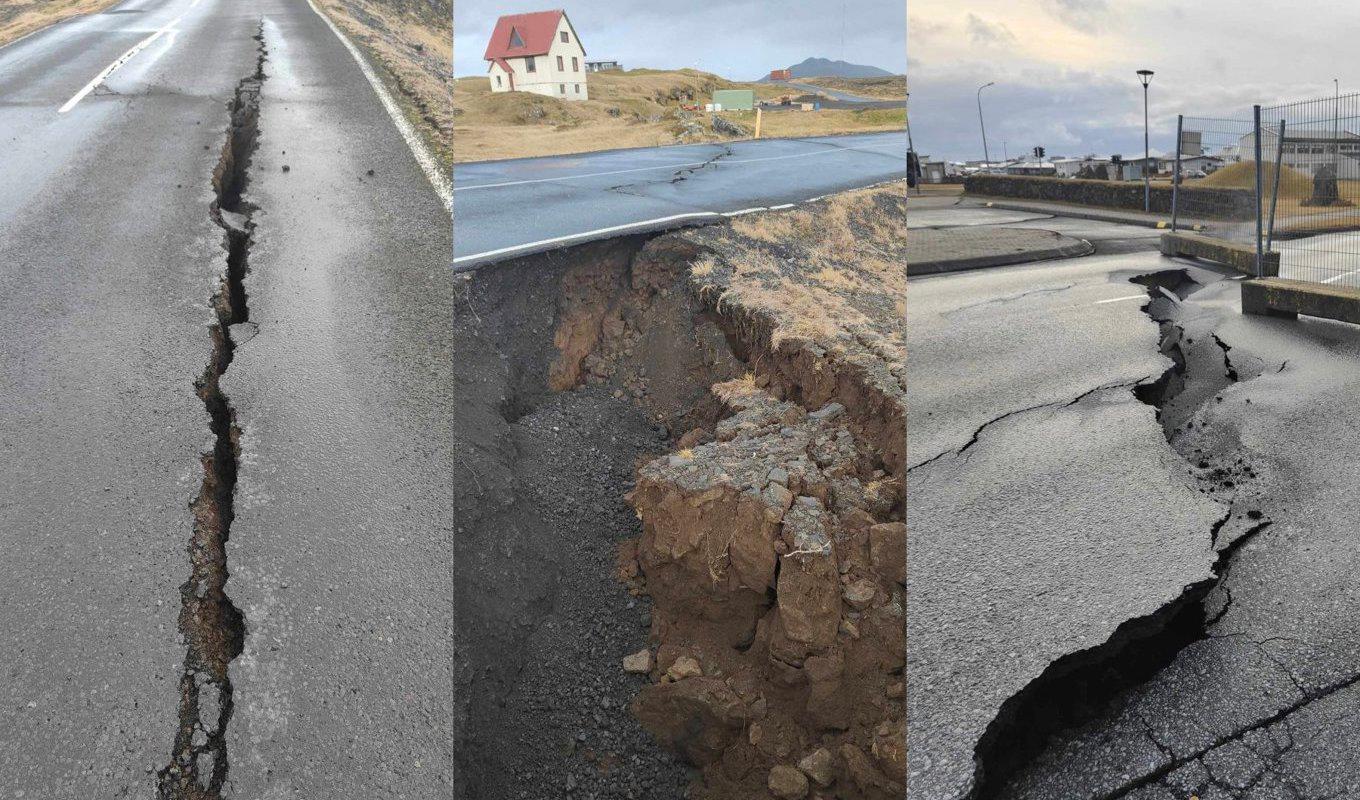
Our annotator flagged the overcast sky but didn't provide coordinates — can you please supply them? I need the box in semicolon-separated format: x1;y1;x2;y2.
453;0;906;80
911;0;1360;162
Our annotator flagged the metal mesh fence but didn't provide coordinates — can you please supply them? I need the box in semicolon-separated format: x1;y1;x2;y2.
1258;93;1360;287
1172;115;1260;245
1175;93;1360;286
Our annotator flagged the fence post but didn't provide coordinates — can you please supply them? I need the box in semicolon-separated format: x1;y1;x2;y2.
1172;115;1183;232
1267;119;1286;251
1254;104;1264;278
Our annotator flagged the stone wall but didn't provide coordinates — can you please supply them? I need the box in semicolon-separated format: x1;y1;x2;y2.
964;174;1256;220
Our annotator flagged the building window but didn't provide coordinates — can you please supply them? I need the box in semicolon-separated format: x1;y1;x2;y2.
496;75;502;87
557;55;564;70
525;56;535;72
572;57;579;71
574;83;580;94
561;31;569;43
510;28;524;48
560;83;566;94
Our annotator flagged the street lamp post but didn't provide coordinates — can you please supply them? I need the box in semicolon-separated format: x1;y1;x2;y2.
977;81;995;169
906;90;921;195
1138;69;1155;213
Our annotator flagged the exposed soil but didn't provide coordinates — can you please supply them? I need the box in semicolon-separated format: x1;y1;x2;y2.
451;184;905;800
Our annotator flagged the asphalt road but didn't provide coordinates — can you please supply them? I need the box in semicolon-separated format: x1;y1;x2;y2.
452;130;907;268
910;203;1360;798
0;0;452;796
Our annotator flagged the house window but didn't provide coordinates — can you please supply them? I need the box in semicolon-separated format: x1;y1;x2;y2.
525;56;535;72
574;83;580;94
560;83;566;94
509;27;524;48
557;55;564;71
561;31;569;43
572;57;579;71
496;75;502;87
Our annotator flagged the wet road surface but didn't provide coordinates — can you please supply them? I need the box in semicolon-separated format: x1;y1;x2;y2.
0;0;452;795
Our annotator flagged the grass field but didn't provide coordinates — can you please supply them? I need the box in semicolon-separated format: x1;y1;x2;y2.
453;69;904;162
313;0;453;169
794;75;907;100
0;0;119;46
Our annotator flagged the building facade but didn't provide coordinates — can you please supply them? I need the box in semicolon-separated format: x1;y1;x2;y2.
484;10;589;101
1239;128;1360;179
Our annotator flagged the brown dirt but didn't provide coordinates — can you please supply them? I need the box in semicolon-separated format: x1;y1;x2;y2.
544;184;906;799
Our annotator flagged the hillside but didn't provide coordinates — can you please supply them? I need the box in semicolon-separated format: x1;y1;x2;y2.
455;69;792;162
795;75;907;101
761;57;895;81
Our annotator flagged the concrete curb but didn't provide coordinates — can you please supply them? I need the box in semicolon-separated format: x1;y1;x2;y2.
908;238;1095;276
963;197;1208;231
1242;277;1360;323
1160;232;1278;277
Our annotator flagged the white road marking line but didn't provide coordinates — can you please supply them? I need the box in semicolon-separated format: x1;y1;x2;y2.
722;207;767;217
304;0;452;212
58;2;199;113
1321;268;1360;284
454;212;721;265
1094;294;1147;305
453;141;905;192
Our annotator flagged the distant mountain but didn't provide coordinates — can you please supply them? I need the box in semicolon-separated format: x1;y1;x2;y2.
759;57;896;81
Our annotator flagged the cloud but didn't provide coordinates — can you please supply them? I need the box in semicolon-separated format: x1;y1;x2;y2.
965;14;1016;46
1042;0;1112;30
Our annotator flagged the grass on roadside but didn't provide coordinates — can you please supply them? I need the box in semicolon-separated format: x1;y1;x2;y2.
0;0;120;47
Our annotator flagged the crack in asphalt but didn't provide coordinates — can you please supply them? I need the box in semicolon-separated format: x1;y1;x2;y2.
606;145;734;197
156;23;264;800
941;283;1075;317
906;378;1146;475
975;269;1288;798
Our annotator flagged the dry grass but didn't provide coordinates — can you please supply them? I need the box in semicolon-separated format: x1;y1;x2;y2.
693;183;906;367
312;0;453;169
0;0;119;46
454;69;904;162
794;75;907;101
716;107;904;139
1196;161;1312;196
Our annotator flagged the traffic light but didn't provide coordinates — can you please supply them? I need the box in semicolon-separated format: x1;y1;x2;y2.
1033;146;1046;159
907;151;920;188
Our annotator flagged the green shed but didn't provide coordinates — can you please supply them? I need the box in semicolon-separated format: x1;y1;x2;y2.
712;89;756;111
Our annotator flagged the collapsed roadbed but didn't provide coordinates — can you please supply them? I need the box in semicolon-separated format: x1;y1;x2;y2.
451;185;906;799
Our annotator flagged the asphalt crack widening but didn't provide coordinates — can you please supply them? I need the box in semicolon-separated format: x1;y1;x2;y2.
157;24;264;800
972;269;1276;798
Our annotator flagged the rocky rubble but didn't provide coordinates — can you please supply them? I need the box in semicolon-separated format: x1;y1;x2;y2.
620;379;904;799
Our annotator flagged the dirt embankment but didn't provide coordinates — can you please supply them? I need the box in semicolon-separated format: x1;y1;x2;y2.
451;184;904;800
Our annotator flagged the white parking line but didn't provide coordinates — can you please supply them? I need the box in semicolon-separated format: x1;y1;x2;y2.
452;141;905;193
1094;294;1147;305
1322;268;1360;284
305;0;452;212
58;1;198;113
453;212;722;266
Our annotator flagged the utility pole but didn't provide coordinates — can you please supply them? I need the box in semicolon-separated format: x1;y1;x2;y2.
1335;78;1340;171
977;81;995;169
1138;69;1155;213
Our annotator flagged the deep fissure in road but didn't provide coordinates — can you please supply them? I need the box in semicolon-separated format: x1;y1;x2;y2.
974;269;1273;799
158;26;264;800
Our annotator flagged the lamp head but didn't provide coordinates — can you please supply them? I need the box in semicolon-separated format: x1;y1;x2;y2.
1137;69;1154;87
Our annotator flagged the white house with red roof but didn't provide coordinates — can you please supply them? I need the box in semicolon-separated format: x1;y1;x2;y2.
484;9;589;101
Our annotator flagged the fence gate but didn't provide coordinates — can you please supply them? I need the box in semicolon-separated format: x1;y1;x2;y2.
1176;93;1360;285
